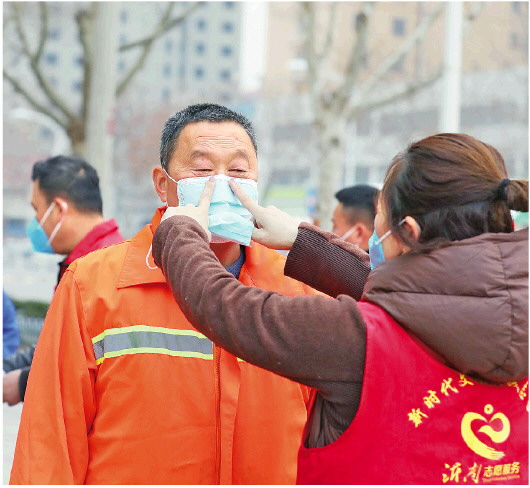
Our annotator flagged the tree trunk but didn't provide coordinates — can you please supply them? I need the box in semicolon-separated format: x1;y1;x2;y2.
66;117;87;158
315;114;347;231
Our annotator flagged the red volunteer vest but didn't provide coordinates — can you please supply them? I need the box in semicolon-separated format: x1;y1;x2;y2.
297;302;528;485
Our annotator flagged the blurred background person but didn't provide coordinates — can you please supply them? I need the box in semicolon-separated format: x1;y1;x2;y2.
3;156;123;406
332;184;378;251
3;290;21;359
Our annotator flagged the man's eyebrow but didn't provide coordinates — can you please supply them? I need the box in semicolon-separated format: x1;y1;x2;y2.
189;149;250;161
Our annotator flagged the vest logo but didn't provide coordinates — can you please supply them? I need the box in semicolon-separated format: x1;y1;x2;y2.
461;404;510;460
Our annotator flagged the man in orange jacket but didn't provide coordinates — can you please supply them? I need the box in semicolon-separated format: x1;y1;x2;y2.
10;104;317;484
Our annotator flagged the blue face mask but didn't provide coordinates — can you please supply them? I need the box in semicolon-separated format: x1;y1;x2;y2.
167;173;259;246
25;202;61;254
367;229;391;270
368;219;407;269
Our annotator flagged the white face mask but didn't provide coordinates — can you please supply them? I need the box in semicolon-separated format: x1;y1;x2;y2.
165;172;259;246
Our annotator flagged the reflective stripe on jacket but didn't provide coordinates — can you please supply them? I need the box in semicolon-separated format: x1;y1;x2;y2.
10;208;314;485
297;301;529;485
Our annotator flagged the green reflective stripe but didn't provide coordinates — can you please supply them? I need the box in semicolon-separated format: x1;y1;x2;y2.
92;326;214;365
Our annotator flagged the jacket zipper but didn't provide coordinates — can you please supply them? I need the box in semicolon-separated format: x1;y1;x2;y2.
214;345;221;484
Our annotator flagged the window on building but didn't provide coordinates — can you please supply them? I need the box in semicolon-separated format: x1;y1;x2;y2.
49;76;58;88
392;18;406;36
220;69;231;81
221;45;233;57
120;10;128;23
511;32;520;49
45;52;58;65
118;60;126;72
48;29;60;40
512;2;522;14
222;22;234;33
197;19;207;31
119;33;127;45
72;80;82;92
195;43;205;55
75;56;84;67
162;88;171;102
224;2;235;9
391;56;405;72
195;67;205;79
163;64;171;77
165;39;173;52
40;127;53;140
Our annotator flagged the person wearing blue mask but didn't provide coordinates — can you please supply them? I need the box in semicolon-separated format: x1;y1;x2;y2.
11;104;320;484
332;184;378;251
3;156;123;407
152;133;528;484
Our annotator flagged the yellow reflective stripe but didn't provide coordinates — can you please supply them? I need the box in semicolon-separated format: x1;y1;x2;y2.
92;325;214;365
95;347;214;365
92;325;207;344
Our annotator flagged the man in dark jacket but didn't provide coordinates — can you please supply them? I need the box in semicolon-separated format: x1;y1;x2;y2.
3;156;124;406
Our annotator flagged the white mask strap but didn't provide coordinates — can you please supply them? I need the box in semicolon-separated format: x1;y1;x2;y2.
375;219;406;246
145;243;159;270
39;201;56;226
341;225;357;241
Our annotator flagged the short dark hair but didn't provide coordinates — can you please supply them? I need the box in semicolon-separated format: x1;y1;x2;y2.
335;184;378;227
381;133;528;253
160;103;258;171
31;155;103;214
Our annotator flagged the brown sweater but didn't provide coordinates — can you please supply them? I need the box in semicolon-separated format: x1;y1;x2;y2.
153;218;528;448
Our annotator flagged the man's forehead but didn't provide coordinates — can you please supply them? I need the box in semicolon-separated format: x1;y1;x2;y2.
177;121;254;149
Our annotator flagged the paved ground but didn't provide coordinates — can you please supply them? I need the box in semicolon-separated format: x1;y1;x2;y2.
3;403;22;483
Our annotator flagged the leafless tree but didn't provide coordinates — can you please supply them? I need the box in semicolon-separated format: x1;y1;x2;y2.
4;2;199;156
299;1;481;228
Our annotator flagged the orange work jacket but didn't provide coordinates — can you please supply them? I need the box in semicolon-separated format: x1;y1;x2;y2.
10;208;314;485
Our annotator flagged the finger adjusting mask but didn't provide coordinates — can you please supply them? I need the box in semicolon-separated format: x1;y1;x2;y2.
173;174;259;246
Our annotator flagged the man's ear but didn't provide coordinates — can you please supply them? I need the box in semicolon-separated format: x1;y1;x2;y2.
54;197;69;216
152;167;169;203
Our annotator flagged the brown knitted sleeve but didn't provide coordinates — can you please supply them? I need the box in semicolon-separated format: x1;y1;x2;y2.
285;222;371;300
152;216;366;385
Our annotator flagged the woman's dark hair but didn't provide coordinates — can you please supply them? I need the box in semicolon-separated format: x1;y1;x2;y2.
32;155;103;214
381;133;528;252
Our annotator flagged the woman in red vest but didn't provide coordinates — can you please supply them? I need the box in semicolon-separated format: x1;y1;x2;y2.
153;133;528;485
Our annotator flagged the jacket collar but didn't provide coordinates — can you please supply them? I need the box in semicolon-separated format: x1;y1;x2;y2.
65;219;122;264
117;207;167;288
116;207;267;289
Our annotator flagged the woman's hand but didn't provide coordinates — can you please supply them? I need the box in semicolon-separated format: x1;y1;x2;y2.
229;179;299;250
161;177;215;241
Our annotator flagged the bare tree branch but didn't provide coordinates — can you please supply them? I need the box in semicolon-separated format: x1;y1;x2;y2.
302;3;327;110
354;68;443;117
119;2;199;52
75;8;93;121
357;3;444;101
3;69;66;128
338;2;374;109
35;3;49;62
116;2;199;97
12;4;32;58
322;3;338;62
11;2;75;120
